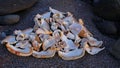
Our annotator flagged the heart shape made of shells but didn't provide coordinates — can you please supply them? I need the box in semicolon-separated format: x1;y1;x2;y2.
1;7;104;60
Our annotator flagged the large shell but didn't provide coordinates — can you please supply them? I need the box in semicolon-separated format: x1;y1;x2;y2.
58;48;85;60
1;36;17;44
6;42;33;56
32;48;56;58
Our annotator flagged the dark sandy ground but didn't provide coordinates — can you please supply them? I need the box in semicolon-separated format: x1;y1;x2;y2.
0;0;120;68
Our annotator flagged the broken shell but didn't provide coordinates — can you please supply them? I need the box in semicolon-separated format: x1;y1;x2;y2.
32;40;42;51
69;23;82;35
1;36;17;44
60;32;77;51
42;38;56;50
87;36;103;47
58;48;85;60
42;12;51;19
22;28;33;34
66;32;75;40
49;7;65;18
32;48;56;58
84;43;105;55
36;28;52;35
6;42;33;56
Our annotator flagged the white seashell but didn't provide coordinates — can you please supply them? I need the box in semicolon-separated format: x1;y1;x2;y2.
52;30;61;41
66;32;75;40
6;42;33;56
63;16;74;25
74;35;81;44
40;18;50;30
51;22;59;31
32;48;56;58
42;12;51;19
22;28;33;35
15;40;30;48
1;36;17;44
60;32;77;51
58;48;85;60
39;34;50;41
87;36;103;47
36;28;52;35
42;38;56;50
32;40;42;51
69;23;82;35
34;14;41;27
49;7;65;18
84;43;105;55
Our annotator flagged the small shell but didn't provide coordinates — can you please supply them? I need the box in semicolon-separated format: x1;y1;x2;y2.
66;32;75;40
32;48;56;58
58;48;85;60
32;40;42;51
87;36;103;47
40;18;50;30
42;12;51;19
69;23;82;35
49;7;65;18
42;38;56;50
6;42;33;56
36;28;52;35
60;32;77;51
22;28;33;35
84;43;105;55
1;36;17;44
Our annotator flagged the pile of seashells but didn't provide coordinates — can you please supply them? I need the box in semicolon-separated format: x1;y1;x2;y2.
1;7;105;60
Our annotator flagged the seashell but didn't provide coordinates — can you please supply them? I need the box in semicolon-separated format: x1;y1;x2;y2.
58;48;85;60
52;30;61;41
32;40;42;51
87;36;103;47
15;40;30;48
51;22;59;31
22;28;33;35
49;7;65;19
42;38;56;50
66;32;75;40
1;36;17;44
40;18;50;30
60;32;77;51
32;48;56;58
39;34;50;41
74;35;81;44
42;12;51;19
14;30;26;41
84;43;105;55
34;14;41;27
36;28;52;35
69;23;82;35
6;42;33;56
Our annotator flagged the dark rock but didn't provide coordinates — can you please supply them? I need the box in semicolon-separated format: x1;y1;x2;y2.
110;38;120;59
0;0;38;15
0;15;20;25
93;19;117;35
92;0;120;21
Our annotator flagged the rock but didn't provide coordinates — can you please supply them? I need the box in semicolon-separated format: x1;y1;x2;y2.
92;0;120;21
110;38;120;59
0;15;20;25
0;0;38;15
93;18;117;35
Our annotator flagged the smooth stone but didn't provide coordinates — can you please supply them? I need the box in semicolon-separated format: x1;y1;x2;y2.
0;15;20;25
93;19;117;35
110;38;120;59
92;0;120;21
0;0;38;15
